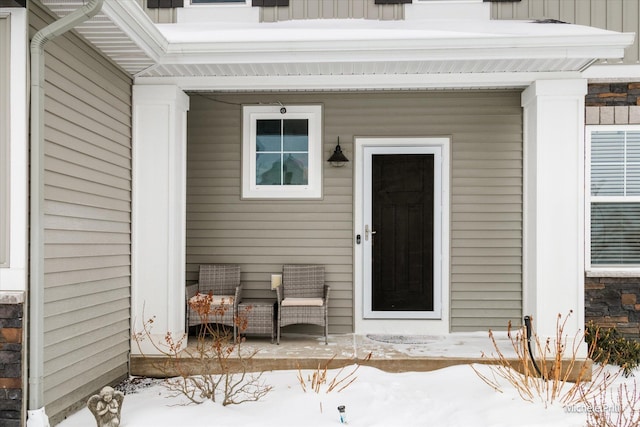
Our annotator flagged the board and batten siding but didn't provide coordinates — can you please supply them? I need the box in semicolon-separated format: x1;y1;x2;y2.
136;0;403;23
31;3;132;423
260;0;404;21
137;0;178;24
492;0;640;64
186;90;522;333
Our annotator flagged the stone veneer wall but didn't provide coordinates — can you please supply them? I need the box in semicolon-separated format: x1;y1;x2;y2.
585;82;640;125
586;277;640;339
0;293;24;427
584;82;640;340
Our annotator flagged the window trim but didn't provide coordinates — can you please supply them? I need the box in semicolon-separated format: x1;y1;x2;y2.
586;125;640;274
242;105;323;200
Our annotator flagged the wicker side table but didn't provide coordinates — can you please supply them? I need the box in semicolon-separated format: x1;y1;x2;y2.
237;299;276;343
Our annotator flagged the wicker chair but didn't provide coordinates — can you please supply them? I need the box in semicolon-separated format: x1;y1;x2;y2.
186;264;242;338
276;264;330;345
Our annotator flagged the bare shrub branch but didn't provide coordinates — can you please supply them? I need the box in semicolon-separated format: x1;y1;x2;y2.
472;311;621;409
583;377;640;427
296;352;373;397
132;295;272;407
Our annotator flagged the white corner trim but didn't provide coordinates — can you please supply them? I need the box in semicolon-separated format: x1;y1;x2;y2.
0;7;28;292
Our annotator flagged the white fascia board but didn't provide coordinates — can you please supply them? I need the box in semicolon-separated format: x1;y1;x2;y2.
153;18;635;65
134;70;585;91
159;45;630;67
583;64;640;82
102;0;168;61
157;32;634;66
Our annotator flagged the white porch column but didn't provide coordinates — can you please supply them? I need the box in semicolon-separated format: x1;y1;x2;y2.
131;85;189;355
522;79;586;347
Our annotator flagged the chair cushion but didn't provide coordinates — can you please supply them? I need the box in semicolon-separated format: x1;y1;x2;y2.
212;295;234;306
281;297;324;307
189;294;234;306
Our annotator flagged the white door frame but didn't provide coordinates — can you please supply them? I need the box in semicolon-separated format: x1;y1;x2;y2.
354;137;451;335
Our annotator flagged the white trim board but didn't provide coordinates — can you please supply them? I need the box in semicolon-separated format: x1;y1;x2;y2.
354;137;451;335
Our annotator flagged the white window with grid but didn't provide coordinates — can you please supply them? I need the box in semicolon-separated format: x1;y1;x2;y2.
587;126;640;271
242;105;322;199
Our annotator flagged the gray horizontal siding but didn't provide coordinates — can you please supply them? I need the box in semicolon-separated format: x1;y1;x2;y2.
31;2;132;422
492;0;640;64
187;90;522;333
449;101;522;331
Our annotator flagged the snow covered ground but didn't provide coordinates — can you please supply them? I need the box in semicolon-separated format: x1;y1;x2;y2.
58;363;637;427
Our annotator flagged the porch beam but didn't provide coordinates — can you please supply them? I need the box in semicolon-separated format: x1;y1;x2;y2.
134;71;584;92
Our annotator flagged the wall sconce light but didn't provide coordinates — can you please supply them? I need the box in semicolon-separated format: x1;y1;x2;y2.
327;137;349;167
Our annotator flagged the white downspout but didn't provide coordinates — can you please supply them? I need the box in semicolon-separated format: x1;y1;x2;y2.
28;1;104;425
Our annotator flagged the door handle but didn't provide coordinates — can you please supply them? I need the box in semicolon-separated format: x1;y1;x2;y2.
365;224;377;241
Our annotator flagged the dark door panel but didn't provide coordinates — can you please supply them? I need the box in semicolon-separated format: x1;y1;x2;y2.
372;154;434;311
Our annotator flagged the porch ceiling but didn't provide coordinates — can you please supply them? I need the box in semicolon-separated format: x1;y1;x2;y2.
40;0;634;90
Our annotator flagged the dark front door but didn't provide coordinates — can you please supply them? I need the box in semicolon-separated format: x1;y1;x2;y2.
371;154;434;312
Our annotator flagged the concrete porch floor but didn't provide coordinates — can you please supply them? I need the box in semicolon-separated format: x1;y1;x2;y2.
130;332;592;381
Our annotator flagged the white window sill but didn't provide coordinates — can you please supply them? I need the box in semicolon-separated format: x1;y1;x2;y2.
586;269;640;278
0;291;25;304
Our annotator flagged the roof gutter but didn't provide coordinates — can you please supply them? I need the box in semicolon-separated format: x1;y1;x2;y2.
27;0;104;425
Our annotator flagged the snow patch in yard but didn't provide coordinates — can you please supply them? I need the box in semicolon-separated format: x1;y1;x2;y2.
57;364;638;427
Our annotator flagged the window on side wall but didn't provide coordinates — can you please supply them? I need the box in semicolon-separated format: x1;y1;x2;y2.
587;126;640;272
242;105;322;199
